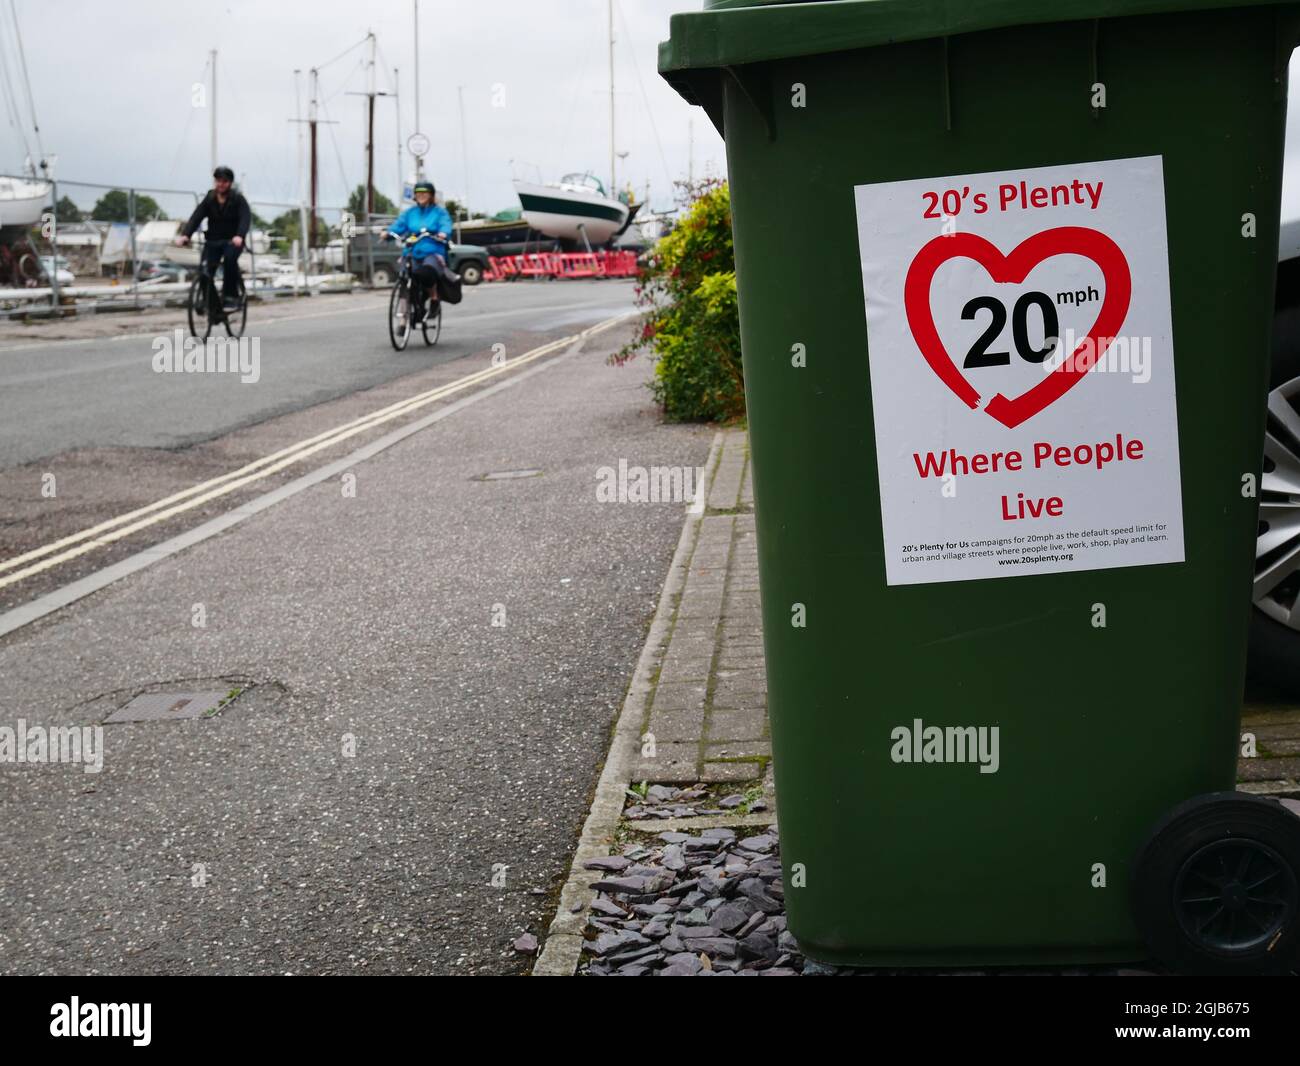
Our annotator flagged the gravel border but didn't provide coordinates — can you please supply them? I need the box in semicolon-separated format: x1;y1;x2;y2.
576;829;1176;976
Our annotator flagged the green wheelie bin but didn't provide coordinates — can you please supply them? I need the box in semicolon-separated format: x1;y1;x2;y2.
660;0;1300;973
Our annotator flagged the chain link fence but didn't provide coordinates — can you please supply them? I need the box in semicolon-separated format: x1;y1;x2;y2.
0;174;360;319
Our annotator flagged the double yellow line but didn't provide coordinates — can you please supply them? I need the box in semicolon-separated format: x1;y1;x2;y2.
0;313;631;591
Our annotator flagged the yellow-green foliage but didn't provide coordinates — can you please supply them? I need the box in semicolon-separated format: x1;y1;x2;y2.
613;181;744;422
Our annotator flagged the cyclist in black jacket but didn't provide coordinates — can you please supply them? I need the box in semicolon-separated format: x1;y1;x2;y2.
177;166;250;309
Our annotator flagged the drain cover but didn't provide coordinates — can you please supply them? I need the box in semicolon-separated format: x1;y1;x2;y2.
105;691;231;723
474;469;542;481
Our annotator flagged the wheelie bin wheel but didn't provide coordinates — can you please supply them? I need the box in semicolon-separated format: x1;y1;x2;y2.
1132;792;1300;974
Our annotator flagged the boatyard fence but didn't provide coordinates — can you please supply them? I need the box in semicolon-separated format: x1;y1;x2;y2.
0;174;357;319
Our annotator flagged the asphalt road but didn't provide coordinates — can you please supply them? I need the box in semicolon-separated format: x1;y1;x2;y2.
0;280;637;469
0;285;714;974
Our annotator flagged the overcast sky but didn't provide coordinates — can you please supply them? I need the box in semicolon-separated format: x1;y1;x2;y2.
7;2;1300;225
2;0;726;220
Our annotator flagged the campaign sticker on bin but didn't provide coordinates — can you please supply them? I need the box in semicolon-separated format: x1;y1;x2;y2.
854;155;1185;586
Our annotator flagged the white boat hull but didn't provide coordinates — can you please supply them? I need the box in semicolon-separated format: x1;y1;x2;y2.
513;180;628;244
0;177;52;228
134;219;270;266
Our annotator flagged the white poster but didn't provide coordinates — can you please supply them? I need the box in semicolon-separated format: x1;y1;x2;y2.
854;155;1185;586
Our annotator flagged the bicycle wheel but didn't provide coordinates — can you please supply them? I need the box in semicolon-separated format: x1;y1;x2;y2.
422;301;442;346
388;279;412;351
223;277;247;338
187;273;213;341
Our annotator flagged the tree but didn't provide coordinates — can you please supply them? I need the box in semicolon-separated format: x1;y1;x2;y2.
346;184;396;219
90;189;167;222
54;196;82;222
269;210;302;252
444;198;486;223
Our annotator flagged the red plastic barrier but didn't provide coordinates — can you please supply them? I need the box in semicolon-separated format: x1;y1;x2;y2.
486;250;640;281
520;253;559;277
557;253;602;278
601;251;639;278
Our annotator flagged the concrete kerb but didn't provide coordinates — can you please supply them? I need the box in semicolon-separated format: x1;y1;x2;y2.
623;811;778;835
1239;779;1300;798
531;429;727;976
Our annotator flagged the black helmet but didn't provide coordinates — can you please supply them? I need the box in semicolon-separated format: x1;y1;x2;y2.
412;180;435;196
213;166;234;181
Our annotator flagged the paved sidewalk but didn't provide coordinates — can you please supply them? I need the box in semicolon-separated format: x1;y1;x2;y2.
629;430;769;789
1239;705;1300;795
0;289;383;347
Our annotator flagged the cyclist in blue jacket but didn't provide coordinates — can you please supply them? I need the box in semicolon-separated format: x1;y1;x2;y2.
385;180;455;323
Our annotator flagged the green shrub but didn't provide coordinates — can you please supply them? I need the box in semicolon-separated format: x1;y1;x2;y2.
613;181;744;422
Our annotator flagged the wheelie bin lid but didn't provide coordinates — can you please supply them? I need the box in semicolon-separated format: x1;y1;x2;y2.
660;0;1300;119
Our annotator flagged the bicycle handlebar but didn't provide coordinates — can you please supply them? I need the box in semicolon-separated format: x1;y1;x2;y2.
389;228;450;245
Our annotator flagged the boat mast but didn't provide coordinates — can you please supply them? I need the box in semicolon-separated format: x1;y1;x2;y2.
608;0;615;197
394;67;402;210
367;33;376;218
294;69;308;283
309;68;319;250
9;0;47;172
457;85;470;243
413;0;423;180
290;62;336;255
210;50;217;172
344;33;386;219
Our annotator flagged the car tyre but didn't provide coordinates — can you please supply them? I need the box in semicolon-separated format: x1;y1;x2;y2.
1251;292;1300;695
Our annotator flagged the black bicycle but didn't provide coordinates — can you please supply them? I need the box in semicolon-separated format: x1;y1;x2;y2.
387;231;442;351
187;239;247;340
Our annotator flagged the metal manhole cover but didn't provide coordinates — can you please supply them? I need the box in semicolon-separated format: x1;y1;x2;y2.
104;691;231;724
473;469;543;481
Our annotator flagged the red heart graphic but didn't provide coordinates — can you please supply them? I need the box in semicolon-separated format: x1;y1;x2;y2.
902;227;1132;429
